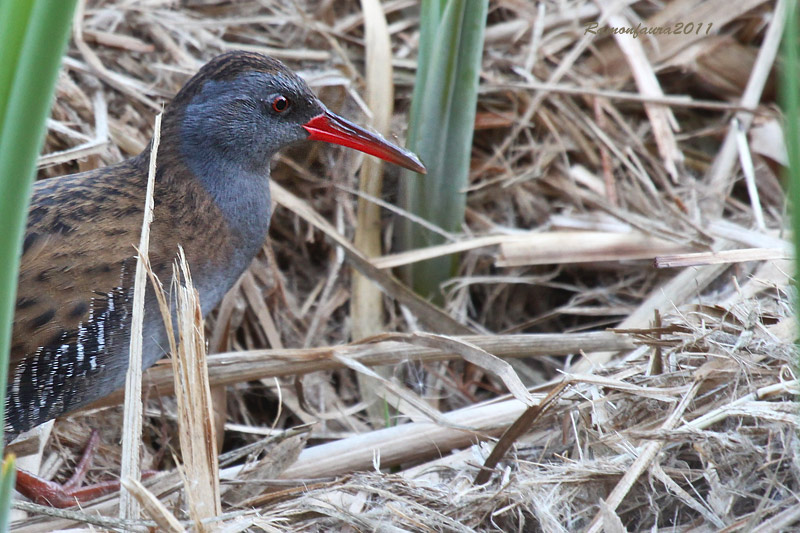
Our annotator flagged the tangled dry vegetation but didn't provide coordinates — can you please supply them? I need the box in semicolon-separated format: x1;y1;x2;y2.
12;0;800;531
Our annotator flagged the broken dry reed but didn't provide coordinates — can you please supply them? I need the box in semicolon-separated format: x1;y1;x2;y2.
168;249;221;529
120;478;185;533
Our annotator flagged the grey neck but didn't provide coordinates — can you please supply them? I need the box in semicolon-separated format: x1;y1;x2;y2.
174;75;283;312
178;130;273;315
178;101;273;256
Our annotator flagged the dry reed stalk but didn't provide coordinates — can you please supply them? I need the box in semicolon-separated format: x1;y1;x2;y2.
119;110;161;521
352;0;394;425
655;248;789;268
374;235;526;269
496;231;694;267
84;331;635;407
222;395;538;482
120;478;184;533
606;12;682;181
702;1;786;203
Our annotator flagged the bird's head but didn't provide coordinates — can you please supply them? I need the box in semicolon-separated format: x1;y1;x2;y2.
170;51;425;176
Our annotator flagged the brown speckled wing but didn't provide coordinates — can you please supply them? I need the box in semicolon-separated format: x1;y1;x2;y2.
8;158;148;434
12;160;146;363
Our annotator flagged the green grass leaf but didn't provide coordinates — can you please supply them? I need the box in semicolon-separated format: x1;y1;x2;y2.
400;0;488;302
0;0;78;448
781;1;800;345
0;455;16;531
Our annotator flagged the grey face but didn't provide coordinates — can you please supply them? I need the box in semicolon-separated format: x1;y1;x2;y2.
180;70;324;176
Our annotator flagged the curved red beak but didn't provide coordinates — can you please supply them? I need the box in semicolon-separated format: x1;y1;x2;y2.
303;110;426;174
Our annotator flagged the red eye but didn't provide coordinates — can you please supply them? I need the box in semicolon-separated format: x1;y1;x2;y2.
272;95;290;113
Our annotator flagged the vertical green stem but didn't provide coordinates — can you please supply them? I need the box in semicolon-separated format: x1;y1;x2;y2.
782;1;800;344
0;0;78;447
400;0;488;303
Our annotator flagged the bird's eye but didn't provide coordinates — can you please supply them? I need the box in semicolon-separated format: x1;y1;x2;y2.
271;95;290;113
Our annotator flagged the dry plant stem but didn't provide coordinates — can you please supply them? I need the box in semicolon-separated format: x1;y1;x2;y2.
332;0;414;33
221;434;307;507
82;29;155;53
751;504;800;532
120;478;185;533
649;463;725;528
374;234;516;269
709;220;792;251
734;118;766;230
607;13;681;180
241;270;282;349
353;0;393;424
271;182;472;335
37;92;108;169
647;310;663;375
585;379;703;533
574;250;732;370
352;0;391;339
12;500;155;532
375;332;534;406
170;251;221;527
594;97;618;205
87;332;634;407
474;381;569;485
220;395;538;481
332;352;454;427
144;253;224;531
496;231;694;267
676;379;800;432
654;248;789;268
702;0;786;216
119;111;162;521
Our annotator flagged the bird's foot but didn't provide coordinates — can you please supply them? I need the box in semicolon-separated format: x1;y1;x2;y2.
15;429;155;508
